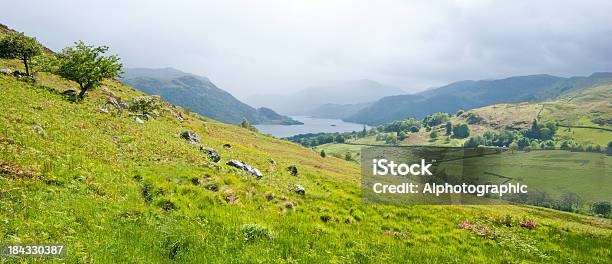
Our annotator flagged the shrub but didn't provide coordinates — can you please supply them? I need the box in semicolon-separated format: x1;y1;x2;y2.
240;224;273;242
592;201;611;216
463;136;483;147
240;118;258;132
344;152;354;161
130;95;162;118
429;130;438;139
398;131;407;141
465;112;483;124
452;123;470;139
558;192;583;212
385;134;398;144
423;112;450;126
445;122;452;135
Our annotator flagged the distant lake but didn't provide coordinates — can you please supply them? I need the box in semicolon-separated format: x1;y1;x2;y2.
255;116;369;138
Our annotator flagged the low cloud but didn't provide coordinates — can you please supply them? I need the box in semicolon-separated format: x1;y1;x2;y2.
2;0;612;97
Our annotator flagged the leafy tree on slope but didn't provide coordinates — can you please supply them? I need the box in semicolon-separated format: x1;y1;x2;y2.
0;31;43;75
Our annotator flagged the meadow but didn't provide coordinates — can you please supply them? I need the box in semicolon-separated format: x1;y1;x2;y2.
1;60;611;262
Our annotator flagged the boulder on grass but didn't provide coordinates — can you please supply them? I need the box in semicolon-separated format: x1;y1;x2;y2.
200;146;221;162
287;165;298;176
0;68;12;75
180;131;200;143
294;184;305;195
226;159;263;179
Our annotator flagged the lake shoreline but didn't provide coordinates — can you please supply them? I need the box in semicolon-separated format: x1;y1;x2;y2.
254;115;369;138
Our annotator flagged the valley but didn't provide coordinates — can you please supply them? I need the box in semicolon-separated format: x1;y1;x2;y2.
0;23;611;263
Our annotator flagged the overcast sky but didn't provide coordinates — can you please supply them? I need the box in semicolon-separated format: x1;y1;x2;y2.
2;0;612;99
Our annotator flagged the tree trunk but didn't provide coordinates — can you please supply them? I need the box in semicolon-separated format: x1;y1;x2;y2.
78;83;87;100
23;57;30;76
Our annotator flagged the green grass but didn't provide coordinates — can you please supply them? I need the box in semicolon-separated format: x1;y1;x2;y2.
1;64;612;262
462;150;611;202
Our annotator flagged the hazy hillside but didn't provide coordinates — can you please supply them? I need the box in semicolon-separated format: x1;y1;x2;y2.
121;68;301;125
347;73;612;125
247;79;403;115
304;102;372;119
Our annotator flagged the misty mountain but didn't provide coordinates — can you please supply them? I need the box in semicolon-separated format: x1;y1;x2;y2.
246;79;404;115
304;102;373;119
121;68;302;125
345;73;612;125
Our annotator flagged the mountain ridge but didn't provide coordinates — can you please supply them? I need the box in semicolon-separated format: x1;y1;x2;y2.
121;67;302;125
345;73;612;125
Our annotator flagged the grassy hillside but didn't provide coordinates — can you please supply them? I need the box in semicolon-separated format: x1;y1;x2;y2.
1;59;612;262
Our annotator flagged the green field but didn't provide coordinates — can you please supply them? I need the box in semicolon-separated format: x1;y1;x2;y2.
464;150;611;202
1;59;612;263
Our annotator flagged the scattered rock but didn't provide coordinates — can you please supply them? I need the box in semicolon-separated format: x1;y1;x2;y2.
106;97;121;111
519;219;537;230
172;111;184;122
279;196;287;201
0;68;13;75
287;165;298;176
457;220;472;230
206;162;220;170
191;177;202;186
267;158;276;164
61;89;78;97
0;137;16;145
135;117;145;124
0;162;35;178
200;146;221;162
157;199;176;211
180;131;200;143
293;184;305;195
12;70;25;77
223;189;239;204
284;202;295;209
264;192;275;201
222;143;232;149
120;101;129;109
207;183;219;192
32;124;45;135
12;70;34;82
100;86;116;98
226;159;263;179
320;215;332;223
99;107;110;113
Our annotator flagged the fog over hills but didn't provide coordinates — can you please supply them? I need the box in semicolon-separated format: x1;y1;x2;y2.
246;79;404;116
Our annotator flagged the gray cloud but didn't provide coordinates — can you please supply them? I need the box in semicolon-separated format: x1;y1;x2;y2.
2;0;612;98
